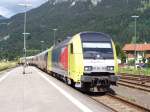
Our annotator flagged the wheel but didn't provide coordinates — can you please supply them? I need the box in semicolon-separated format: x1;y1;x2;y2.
71;79;75;87
65;78;75;87
65;78;71;85
81;82;90;92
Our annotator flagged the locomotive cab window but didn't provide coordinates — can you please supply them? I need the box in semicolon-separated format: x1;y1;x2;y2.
70;43;74;54
82;42;114;59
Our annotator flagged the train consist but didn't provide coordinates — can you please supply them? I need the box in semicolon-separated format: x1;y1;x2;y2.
20;32;119;92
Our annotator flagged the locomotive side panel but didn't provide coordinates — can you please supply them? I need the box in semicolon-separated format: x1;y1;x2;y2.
68;34;84;83
52;45;69;76
47;48;53;72
36;51;48;70
112;40;118;74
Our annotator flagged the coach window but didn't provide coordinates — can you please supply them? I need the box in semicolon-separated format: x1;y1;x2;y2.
70;43;73;54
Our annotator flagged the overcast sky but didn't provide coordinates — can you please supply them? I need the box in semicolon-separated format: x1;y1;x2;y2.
0;0;48;18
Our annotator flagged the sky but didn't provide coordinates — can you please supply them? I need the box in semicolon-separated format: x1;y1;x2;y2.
0;0;48;18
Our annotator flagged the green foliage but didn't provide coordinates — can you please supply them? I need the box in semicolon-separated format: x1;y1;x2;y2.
115;43;121;57
0;61;17;71
147;58;150;67
142;57;146;63
0;0;150;59
120;52;126;63
131;36;140;43
116;43;126;63
119;67;150;76
128;59;135;66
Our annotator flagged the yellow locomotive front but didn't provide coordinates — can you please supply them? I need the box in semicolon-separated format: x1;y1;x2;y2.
69;32;119;92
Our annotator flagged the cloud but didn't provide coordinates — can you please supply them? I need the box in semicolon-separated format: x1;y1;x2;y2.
0;0;47;18
0;6;14;18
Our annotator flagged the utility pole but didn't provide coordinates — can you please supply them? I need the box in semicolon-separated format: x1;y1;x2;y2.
18;1;32;74
53;29;58;46
131;15;139;67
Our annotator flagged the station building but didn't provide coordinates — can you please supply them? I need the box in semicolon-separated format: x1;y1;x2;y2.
123;43;150;63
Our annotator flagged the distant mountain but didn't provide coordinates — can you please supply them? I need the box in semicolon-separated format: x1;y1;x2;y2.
0;15;6;20
49;0;102;6
0;0;150;60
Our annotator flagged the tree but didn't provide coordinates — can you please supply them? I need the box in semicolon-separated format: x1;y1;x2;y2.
128;59;135;66
115;43;126;63
120;51;127;63
142;57;146;63
147;58;150;67
115;43;121;57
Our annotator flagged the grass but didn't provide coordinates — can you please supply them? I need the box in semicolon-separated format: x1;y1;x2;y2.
119;67;150;76
0;61;17;72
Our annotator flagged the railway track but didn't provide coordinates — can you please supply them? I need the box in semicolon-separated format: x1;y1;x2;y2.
118;80;150;92
90;93;150;112
120;74;150;82
118;74;150;92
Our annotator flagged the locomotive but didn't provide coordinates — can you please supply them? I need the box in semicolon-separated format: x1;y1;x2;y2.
21;32;119;92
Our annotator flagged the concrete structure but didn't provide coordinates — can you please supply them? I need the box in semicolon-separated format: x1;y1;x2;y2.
0;66;112;112
123;43;150;63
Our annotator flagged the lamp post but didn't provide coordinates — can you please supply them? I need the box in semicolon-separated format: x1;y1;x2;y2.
53;29;57;46
40;25;51;44
18;2;32;74
131;15;139;67
40;25;58;46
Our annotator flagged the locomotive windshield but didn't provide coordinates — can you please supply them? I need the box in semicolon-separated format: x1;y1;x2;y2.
82;42;114;59
80;32;114;59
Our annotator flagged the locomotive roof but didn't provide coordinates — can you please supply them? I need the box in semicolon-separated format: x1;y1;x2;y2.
26;32;112;58
53;36;72;49
37;49;49;56
80;32;112;42
53;32;112;49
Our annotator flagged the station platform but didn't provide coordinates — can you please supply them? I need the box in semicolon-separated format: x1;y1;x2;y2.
0;66;113;112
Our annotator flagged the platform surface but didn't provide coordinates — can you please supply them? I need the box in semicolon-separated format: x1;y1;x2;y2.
0;66;112;112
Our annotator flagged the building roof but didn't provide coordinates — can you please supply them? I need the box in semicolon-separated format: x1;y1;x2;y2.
123;44;150;51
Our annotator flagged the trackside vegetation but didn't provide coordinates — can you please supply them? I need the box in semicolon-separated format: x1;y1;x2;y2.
119;67;150;76
1;0;150;60
0;61;17;72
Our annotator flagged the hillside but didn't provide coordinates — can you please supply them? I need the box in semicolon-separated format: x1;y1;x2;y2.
0;0;150;60
0;15;6;20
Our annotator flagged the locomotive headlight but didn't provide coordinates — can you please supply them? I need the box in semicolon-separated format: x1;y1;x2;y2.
107;66;114;71
84;66;93;71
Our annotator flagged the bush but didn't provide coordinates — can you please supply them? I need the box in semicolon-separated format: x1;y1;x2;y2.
128;59;135;66
147;58;150;67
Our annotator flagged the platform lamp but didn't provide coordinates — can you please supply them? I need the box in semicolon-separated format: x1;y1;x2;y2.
131;15;139;68
18;1;32;74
